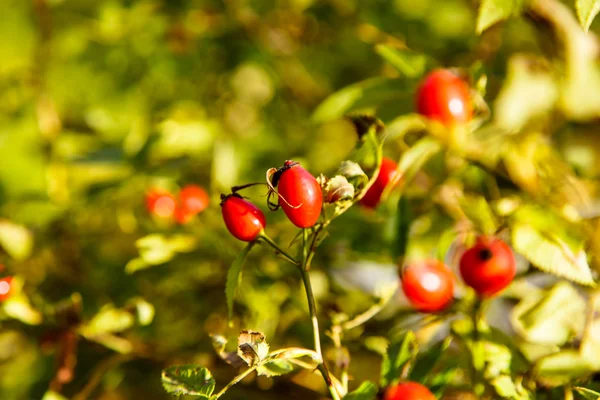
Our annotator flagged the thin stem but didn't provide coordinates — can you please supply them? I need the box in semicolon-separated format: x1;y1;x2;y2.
300;265;323;357
231;182;267;192
300;228;341;400
342;294;394;331
214;365;259;399
259;233;299;266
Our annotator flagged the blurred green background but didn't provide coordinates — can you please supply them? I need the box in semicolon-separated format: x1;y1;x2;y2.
2;0;600;399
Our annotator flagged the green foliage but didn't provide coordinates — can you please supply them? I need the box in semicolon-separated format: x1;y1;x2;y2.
577;0;600;31
476;0;527;34
344;381;378;400
226;242;255;322
161;365;216;399
4;0;600;399
380;331;417;387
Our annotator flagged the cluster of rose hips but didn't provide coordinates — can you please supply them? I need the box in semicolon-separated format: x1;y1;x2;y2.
0;265;14;302
146;184;209;224
219;69;513;399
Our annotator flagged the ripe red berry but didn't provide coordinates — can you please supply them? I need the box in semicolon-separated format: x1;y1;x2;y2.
179;184;210;215
416;69;472;126
384;381;436;400
459;236;516;297
360;157;400;209
0;276;14;302
146;189;177;219
221;194;266;242
401;260;454;313
274;161;322;228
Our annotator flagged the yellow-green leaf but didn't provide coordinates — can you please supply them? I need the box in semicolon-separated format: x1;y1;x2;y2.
577;0;600;31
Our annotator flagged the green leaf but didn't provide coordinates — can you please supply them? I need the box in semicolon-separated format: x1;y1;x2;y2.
381;331;418;387
494;55;558;131
364;336;389;357
312;78;410;123
512;282;586;346
226;241;255;322
397;137;442;186
374;45;428;78
126;234;199;274
391;196;412;260
161;365;216;398
42;391;68;400
80;304;135;336
345;381;379;400
476;0;527;34
459;195;498;235
511;223;594;285
409;337;452;383
0;220;33;261
575;386;600;399
533;350;595;387
576;0;600;31
257;359;295;377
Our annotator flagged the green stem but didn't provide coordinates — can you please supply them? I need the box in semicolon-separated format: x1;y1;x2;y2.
300;228;341;400
470;297;486;397
259;233;299;266
213;364;259;399
342;294;393;331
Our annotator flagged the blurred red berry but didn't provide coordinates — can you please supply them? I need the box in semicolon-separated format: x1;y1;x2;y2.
0;276;14;302
146;189;177;219
179;184;209;215
401;260;454;313
416;69;472;126
459;236;516;297
384;381;436;400
360;157;400;209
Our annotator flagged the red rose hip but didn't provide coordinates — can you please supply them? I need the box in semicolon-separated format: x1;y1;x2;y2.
360;157;400;209
384;381;436;400
221;194;266;242
274;161;322;228
416;69;472;126
401;260;454;312
146;189;177;219
0;276;14;302
459;236;516;297
179;184;210;215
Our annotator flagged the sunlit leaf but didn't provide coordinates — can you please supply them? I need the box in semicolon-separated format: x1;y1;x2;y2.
476;0;527;34
511;223;594;285
257;359;295;377
226;242;255;322
80;304;135;336
312;78;410;123
396;137;442;186
459;195;498;235
574;386;600;399
494;55;557;131
345;381;378;400
42;391;68;400
534;350;595;387
576;0;600;31
161;365;216;398
0;220;33;261
512;282;586;345
3;295;43;325
375;45;428;78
